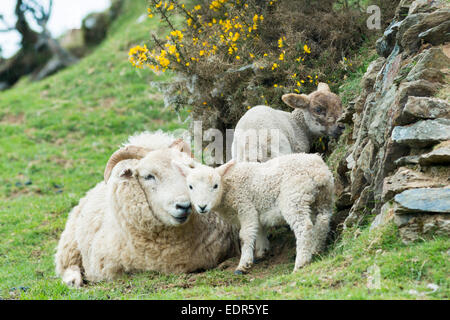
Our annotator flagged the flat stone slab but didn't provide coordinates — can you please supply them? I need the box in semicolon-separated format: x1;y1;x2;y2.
395;155;420;166
394;187;450;214
398;96;450;125
419;145;450;165
382;167;447;201
392;118;450;148
395;213;450;244
370;202;395;231
419;20;450;46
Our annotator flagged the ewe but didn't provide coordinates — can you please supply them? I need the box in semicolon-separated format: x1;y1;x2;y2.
173;153;334;274
232;83;344;162
55;132;238;287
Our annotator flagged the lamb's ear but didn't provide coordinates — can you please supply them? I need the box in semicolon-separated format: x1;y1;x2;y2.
119;168;133;179
172;160;191;177
216;160;235;177
170;139;193;158
317;82;331;93
282;93;310;109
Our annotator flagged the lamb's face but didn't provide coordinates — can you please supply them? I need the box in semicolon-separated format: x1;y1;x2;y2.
135;149;194;226
282;83;345;139
304;90;344;138
184;166;223;214
172;161;236;215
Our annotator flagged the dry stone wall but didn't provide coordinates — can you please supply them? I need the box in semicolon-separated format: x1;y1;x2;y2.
335;0;450;243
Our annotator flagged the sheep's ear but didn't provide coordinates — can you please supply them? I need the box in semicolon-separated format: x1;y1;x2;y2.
317;82;331;93
119;168;133;179
282;93;310;109
172;160;191;177
170;139;193;158
216;160;235;177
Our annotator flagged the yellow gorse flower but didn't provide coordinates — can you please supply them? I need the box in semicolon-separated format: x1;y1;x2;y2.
129;44;149;68
303;44;311;54
210;0;228;11
170;30;184;41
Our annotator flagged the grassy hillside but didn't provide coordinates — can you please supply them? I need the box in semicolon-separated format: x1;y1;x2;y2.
0;0;448;300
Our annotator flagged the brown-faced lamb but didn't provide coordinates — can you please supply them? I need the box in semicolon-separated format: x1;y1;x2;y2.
232;83;344;162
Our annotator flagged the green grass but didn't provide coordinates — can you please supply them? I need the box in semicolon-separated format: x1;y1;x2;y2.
338;41;379;106
0;0;449;300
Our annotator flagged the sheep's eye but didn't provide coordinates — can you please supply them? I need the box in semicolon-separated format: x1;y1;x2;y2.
144;174;155;181
213;184;218;189
189;185;193;190
314;106;326;115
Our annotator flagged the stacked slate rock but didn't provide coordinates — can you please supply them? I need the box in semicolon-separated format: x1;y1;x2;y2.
334;0;450;243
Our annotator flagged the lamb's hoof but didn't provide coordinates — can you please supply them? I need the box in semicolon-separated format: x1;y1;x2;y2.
293;261;309;273
234;270;245;275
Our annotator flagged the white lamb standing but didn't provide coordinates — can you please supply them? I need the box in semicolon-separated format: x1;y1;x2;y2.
232;83;344;162
173;153;335;274
55;131;238;287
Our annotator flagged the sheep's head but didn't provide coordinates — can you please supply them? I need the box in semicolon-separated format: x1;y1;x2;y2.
172;160;235;215
105;139;195;227
282;82;345;139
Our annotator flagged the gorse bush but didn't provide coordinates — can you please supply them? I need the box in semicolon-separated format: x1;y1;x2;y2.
130;0;371;133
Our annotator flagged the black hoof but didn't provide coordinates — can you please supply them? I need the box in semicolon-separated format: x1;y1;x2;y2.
234;270;244;275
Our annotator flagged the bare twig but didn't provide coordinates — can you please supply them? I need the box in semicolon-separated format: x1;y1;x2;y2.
149;0;177;31
21;0;53;28
173;2;201;29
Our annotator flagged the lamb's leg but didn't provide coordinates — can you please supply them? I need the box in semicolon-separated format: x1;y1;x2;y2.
235;207;259;274
312;207;332;255
280;187;315;272
254;226;270;261
285;210;314;272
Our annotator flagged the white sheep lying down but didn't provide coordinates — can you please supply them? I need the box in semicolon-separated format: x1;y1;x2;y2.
174;153;334;274
55;132;238;287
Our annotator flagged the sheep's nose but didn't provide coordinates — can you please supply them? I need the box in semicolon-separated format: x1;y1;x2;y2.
176;202;192;214
332;123;345;139
198;205;207;213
